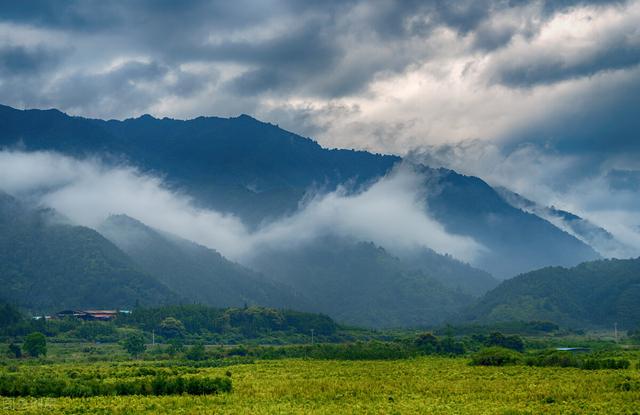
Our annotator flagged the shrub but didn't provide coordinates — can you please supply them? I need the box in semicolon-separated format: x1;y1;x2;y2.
525;351;579;368
470;347;522;366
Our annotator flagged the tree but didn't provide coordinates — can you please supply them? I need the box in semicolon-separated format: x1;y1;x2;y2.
23;332;47;357
185;341;206;361
166;338;185;357
122;332;146;357
486;332;525;352
8;342;22;358
415;332;439;354
158;317;186;339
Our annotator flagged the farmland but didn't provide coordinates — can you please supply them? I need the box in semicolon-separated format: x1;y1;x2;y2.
1;353;639;414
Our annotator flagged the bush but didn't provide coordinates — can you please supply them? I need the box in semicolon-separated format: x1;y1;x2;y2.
525;351;579;368
470;347;522;366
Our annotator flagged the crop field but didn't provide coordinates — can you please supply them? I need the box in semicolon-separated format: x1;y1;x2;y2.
1;356;639;414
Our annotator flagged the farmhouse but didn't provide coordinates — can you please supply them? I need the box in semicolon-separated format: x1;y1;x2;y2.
56;309;122;321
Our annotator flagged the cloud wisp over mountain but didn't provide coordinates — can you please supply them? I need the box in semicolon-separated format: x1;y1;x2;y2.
0;150;483;264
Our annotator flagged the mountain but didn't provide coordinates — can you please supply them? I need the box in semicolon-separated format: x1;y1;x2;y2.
247;236;473;328
467;257;640;328
495;186;632;258
0;192;176;312
397;247;498;297
0;104;599;278
419;167;599;278
0;104;398;225
98;214;304;309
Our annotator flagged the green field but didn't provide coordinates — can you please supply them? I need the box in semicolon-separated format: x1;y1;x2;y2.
2;356;639;414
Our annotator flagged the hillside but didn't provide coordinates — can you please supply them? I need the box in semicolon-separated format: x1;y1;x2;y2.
248;236;473;328
467;257;640;328
98;215;304;309
495;186;632;258
0;193;176;312
397;247;498;297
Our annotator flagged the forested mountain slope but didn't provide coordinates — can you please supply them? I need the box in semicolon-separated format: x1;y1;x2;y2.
467;257;640;328
0;193;175;312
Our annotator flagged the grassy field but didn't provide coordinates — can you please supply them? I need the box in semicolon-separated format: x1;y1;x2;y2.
2;356;639;414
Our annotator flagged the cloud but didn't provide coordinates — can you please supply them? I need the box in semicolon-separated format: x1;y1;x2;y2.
408;140;640;258
484;2;640;87
1;0;638;244
0;150;483;263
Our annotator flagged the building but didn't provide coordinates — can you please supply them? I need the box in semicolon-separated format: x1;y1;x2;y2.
56;309;120;321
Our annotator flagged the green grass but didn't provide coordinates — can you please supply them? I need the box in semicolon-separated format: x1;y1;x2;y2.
1;356;638;414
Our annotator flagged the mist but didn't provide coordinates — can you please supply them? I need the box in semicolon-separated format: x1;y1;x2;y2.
0;149;483;264
409;142;640;258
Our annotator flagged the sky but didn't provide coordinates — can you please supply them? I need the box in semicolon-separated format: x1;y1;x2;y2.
0;0;639;255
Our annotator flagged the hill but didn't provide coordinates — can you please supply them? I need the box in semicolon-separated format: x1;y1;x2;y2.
248;236;473;328
467;257;640;328
98;214;304;309
0;193;176;312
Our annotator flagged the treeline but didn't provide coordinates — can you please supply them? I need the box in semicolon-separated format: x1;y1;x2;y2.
0;303;339;344
118;304;338;338
470;347;634;370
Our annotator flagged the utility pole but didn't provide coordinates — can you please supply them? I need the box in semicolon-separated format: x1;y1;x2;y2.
152;329;155;347
614;322;618;343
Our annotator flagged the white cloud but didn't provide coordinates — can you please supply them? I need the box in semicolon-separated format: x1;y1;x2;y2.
0;150;483;263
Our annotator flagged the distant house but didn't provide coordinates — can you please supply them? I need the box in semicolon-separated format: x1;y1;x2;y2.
55;309;120;321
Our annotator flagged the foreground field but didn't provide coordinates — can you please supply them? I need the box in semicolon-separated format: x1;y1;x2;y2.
2;357;638;414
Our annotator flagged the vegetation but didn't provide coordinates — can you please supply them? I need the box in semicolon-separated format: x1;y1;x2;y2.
468;257;640;328
99;214;303;309
0;193;175;311
122;332;146;358
0;299;638;413
0;369;231;397
251;236;473;327
23;332;46;357
470;347;522;366
0;356;637;413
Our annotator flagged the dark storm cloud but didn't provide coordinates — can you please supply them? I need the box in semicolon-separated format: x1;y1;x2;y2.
490;37;640;87
0;0;637;140
501;67;640;159
0;45;65;76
